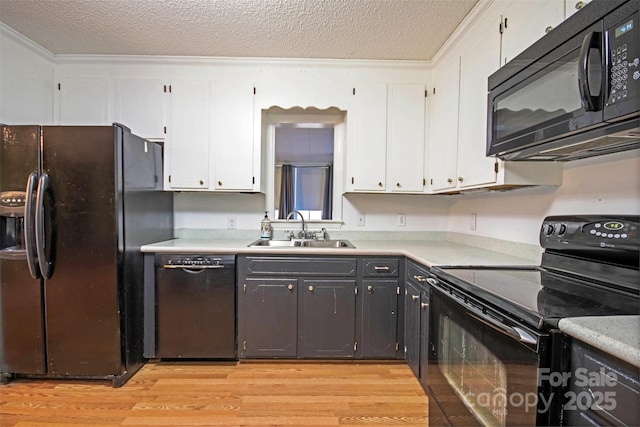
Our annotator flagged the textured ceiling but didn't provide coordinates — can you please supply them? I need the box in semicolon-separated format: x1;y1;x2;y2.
0;0;477;60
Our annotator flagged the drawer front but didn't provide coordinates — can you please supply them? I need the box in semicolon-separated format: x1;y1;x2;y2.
245;256;357;276
362;258;399;277
406;260;430;287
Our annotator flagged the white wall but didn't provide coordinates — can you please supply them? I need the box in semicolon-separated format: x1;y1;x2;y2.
446;150;640;245
0;24;54;124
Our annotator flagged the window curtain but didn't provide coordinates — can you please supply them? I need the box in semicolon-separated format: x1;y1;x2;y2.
278;163;294;219
322;165;333;220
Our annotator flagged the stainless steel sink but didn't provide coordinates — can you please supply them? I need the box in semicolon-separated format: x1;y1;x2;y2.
248;239;355;248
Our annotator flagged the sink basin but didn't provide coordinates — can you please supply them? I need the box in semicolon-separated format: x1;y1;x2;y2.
248;239;355;248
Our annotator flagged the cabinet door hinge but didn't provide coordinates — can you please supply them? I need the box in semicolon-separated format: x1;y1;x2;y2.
57;83;61;91
494;162;499;173
354;342;357;351
423;178;426;186
397;286;400;295
253;87;256;95
163;84;172;93
163;126;167;134
354;286;358;295
396;342;399;352
433;87;436;95
243;283;247;294
425;89;428;98
352;88;356;95
430;178;433;185
351;177;355;185
243;340;247;351
168;175;172;183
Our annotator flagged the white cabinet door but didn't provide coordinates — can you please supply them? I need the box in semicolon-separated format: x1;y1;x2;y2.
457;5;502;188
114;78;165;139
212;79;256;191
387;84;426;193
501;0;566;65
57;78;111;125
348;83;388;191
167;79;210;190
429;55;460;192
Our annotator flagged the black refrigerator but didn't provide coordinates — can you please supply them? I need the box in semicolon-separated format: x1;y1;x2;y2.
0;124;173;386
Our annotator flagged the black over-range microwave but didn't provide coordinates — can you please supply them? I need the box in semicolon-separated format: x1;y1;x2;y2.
487;0;639;161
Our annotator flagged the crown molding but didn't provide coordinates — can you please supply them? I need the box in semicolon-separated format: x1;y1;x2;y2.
0;23;55;61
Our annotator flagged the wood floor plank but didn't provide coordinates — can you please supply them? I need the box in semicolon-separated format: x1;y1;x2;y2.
0;361;429;426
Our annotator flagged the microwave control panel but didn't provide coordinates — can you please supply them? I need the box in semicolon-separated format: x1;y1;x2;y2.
607;10;639;105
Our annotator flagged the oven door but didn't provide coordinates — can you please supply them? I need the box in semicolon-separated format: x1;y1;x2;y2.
428;281;556;427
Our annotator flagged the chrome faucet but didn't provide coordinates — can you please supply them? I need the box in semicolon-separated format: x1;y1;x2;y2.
286;210;307;239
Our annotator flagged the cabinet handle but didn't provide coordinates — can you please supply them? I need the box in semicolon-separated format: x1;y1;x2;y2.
374;266;390;271
367;285;374;292
458;176;464;183
575;1;585;10
421;302;429;309
287;284;294;291
545;26;554;34
308;285;314;292
413;275;427;282
411;295;419;301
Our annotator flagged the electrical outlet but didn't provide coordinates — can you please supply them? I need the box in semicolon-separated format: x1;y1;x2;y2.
227;217;237;229
357;213;365;227
470;213;477;231
398;214;406;227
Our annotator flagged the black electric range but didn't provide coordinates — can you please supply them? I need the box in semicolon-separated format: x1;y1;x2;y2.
430;215;639;331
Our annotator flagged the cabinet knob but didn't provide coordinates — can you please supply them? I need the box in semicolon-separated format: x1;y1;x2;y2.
421;302;429;309
447;178;453;184
411;295;420;301
308;285;314;292
458;176;464;183
575;1;585;10
287;284;294;291
396;182;401;188
217;181;222;186
367;285;374;292
545;26;554;34
378;182;383;187
199;180;204;185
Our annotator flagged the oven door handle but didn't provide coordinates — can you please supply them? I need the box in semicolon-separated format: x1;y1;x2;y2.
468;311;537;345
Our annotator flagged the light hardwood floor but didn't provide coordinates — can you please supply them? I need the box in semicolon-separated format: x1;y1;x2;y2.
0;361;429;426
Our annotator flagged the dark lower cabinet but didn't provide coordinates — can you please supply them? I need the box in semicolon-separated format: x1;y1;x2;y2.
239;278;298;358
405;260;431;390
299;279;356;358
360;279;399;358
565;339;640;427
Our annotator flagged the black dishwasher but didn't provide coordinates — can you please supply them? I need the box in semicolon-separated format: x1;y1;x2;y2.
155;254;236;359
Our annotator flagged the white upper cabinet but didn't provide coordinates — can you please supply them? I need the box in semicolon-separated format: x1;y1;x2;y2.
387;83;426;193
212;79;256;191
428;55;460;192
57;77;111;125
565;0;591;19
348;83;388;191
114;78;165;140
500;0;566;65
456;3;502;189
166;79;211;190
348;83;426;193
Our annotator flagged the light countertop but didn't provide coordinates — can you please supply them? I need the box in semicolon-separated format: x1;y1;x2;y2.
141;237;539;268
558;316;640;368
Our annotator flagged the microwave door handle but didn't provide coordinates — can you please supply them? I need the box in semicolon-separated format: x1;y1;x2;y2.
577;31;602;112
24;172;41;279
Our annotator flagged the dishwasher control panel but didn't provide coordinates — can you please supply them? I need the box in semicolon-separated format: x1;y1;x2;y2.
157;254;235;268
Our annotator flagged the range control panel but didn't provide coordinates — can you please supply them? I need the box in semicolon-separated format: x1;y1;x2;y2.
158;254;235;269
540;215;639;251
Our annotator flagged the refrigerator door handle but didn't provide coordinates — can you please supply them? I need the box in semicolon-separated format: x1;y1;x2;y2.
24;172;41;278
35;173;53;279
